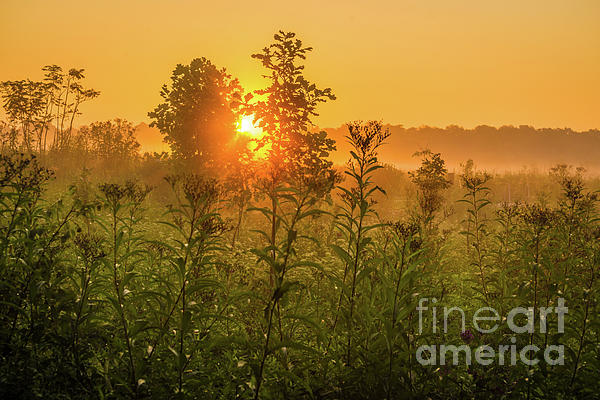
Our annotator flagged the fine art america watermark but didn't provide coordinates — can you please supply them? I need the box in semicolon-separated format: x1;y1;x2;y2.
415;298;567;366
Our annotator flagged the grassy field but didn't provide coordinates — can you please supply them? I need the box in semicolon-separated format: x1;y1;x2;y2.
0;136;599;400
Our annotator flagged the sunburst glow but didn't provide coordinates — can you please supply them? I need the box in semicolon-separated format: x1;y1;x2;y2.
237;114;262;138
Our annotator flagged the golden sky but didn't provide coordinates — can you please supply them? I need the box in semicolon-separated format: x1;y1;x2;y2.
1;0;599;130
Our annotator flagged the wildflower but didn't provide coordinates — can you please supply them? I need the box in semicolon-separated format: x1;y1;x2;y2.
460;329;474;343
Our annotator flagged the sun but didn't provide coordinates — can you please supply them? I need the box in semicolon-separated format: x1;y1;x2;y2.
237;114;262;138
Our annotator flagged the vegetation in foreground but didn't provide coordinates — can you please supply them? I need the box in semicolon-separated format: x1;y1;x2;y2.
0;31;599;399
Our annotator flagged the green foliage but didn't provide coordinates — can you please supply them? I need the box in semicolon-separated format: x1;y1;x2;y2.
458;168;492;304
331;120;390;368
0;144;599;400
1;33;599;400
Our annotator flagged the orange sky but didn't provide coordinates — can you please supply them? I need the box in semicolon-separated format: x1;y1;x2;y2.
1;0;599;130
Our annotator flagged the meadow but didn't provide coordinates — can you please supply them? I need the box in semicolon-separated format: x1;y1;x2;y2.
1;31;599;400
1;136;599;399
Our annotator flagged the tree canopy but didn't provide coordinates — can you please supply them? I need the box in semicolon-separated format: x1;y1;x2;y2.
148;58;242;169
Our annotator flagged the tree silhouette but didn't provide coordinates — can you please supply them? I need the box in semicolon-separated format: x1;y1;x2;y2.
409;149;450;228
245;31;339;400
148;58;242;170
246;31;339;243
0;79;48;153
45;66;100;151
248;30;336;181
0;65;99;154
75;119;140;164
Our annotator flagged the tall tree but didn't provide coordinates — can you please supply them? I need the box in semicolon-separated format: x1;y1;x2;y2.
148;58;242;169
40;65;99;152
55;68;100;150
0;79;47;153
248;30;336;182
0;65;99;154
245;31;339;399
246;30;339;254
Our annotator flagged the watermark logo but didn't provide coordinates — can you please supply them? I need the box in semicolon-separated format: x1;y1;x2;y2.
415;298;567;366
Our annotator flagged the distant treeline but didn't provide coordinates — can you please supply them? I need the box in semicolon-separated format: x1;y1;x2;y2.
326;125;600;173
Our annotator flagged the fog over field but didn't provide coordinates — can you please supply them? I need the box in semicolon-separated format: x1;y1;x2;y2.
135;122;600;173
327;124;600;173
